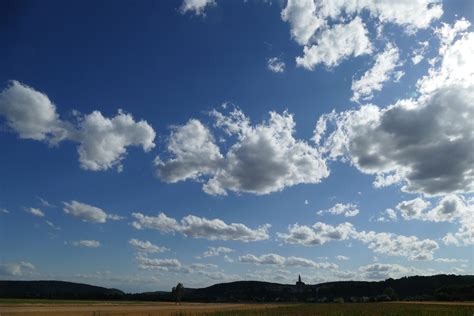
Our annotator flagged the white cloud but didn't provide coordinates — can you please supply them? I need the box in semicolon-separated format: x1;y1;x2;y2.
201;246;234;258
239;253;337;269
336;255;349;261
0;81;156;172
180;0;216;16
281;0;324;46
25;207;44;217
315;82;474;196
131;212;270;242
0;81;67;143
435;258;468;263
0;208;9;214
155;119;223;183
74;110;155;171
72;240;101;248
443;220;474;247
359;263;429;280
396;197;431;220
129;239;169;253
136;255;182;271
63;200;122;224
375;208;397;222
296;17;372;69
355;230;438;261
267;57;285;73
351;43;401;102
278;220;439;260
317;203;360;217
0;261;35;276
435;18;471;55
156;108;329;196
277;222;355;246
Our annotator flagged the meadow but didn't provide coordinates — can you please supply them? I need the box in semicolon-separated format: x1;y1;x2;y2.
1;300;474;316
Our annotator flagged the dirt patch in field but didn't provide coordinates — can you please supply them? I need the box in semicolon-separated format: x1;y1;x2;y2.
0;302;282;316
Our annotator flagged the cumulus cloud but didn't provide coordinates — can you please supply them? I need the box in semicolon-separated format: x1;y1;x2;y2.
201;246;234;258
336;255;349;261
374;208;398;222
277;222;355;246
0;81;156;172
180;0;216;16
72;240;101;248
355;230;438;261
239;253;337;269
267;57;286;73
0;81;68;143
156;108;329;196
155;119;223;183
411;41;429;65
278;221;439;260
129;239;169;253
351;43;401;102
281;0;324;46
25;207;44;217
63;200;123;224
131;212;270;242
296;17;372;69
443;220;474;247
435;258;468;263
396;197;431;220
136;255;182;271
74;110;155;171
359;263;430;280
317;203;360;217
315;81;474;196
0;261;35;276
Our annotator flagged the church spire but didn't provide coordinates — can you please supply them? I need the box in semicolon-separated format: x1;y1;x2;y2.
298;274;301;283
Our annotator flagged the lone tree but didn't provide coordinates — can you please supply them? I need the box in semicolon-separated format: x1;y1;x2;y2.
172;283;185;304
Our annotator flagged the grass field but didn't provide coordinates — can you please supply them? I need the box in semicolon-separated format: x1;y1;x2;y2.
0;301;473;316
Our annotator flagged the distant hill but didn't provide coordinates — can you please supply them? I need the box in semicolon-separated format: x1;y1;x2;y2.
1;274;473;302
0;280;124;300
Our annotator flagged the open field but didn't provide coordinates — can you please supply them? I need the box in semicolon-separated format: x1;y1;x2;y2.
0;301;281;316
1;301;474;316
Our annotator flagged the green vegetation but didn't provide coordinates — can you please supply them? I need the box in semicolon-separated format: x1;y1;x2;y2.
182;303;474;316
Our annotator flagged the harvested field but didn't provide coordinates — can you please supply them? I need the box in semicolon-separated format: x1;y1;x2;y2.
0;301;282;316
1;301;474;316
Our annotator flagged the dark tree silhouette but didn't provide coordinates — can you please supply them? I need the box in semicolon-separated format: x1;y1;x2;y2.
172;283;185;304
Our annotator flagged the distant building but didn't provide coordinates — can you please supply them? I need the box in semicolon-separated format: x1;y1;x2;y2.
296;274;305;286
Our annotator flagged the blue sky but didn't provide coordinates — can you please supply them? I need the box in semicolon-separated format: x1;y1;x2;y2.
0;0;473;292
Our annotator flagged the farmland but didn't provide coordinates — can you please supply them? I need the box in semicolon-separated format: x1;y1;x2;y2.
0;301;473;316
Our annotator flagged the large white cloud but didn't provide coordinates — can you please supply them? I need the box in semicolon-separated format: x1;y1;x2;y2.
156;108;329;196
315;84;474;196
63;200;123;224
281;0;324;46
74;110;155;171
0;81;68;143
355;230;439;261
351;43;401;102
359;263;431;280
239;253;337;269
155;119;223;183
396;197;431;220
131;212;270;242
296;17;372;69
0;81;156;172
282;0;441;71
